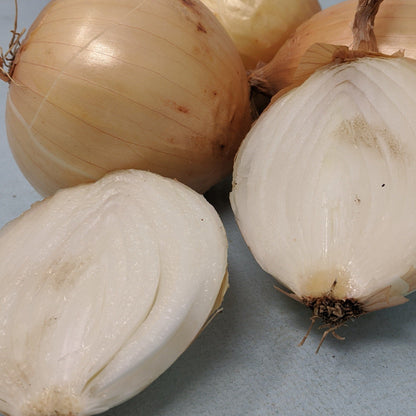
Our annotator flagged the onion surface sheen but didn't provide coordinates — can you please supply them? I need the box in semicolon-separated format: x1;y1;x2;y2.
6;0;251;196
0;169;228;416
231;55;416;330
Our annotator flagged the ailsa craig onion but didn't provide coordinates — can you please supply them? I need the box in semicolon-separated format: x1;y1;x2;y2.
250;0;416;95
2;0;252;196
199;0;321;69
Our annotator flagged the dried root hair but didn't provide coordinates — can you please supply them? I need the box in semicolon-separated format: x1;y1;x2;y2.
0;0;26;83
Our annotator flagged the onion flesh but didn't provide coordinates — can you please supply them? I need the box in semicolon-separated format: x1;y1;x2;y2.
0;169;228;416
5;0;252;197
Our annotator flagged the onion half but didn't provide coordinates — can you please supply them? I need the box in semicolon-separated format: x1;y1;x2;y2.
231;49;416;349
5;0;252;196
0;169;228;416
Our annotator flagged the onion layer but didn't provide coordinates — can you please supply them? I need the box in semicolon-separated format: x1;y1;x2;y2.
0;169;228;416
5;0;252;196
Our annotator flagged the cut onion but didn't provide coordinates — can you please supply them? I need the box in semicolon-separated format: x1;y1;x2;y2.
0;169;228;416
231;46;416;349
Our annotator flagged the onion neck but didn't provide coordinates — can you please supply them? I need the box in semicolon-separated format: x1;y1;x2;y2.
352;0;384;52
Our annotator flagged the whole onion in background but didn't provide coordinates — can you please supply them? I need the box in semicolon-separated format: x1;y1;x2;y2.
4;0;252;196
200;0;321;69
250;0;416;95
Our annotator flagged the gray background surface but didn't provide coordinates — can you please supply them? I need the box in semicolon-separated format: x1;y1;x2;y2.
0;1;415;415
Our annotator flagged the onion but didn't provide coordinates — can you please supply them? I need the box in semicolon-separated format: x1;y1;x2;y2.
3;0;252;197
249;0;416;95
199;0;321;69
231;0;416;350
0;169;228;416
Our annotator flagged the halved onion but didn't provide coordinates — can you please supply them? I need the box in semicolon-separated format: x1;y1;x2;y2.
231;48;416;348
0;169;228;416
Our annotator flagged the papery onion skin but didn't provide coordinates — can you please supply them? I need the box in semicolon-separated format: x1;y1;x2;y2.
0;169;228;416
250;0;416;95
199;0;321;69
231;55;416;329
5;0;252;197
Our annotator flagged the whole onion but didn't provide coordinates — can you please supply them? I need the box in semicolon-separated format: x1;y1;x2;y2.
250;0;416;95
199;0;321;69
3;0;252;196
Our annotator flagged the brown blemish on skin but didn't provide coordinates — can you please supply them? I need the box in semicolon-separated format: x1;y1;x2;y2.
166;100;190;114
197;22;207;33
176;105;189;114
181;0;196;6
165;137;176;145
211;139;234;159
180;0;202;16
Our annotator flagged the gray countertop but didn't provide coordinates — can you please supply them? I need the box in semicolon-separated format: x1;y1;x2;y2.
0;1;415;415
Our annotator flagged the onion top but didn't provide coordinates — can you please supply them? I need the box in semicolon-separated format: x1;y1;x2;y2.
250;0;416;95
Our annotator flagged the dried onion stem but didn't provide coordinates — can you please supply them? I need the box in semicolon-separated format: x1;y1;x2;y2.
0;0;25;83
352;0;384;52
248;0;416;98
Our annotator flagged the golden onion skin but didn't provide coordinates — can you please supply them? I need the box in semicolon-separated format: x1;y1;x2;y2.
250;0;416;94
6;0;252;196
199;0;321;69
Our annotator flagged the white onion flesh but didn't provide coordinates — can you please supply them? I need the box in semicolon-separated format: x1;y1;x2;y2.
231;56;416;315
5;0;251;197
0;169;228;416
